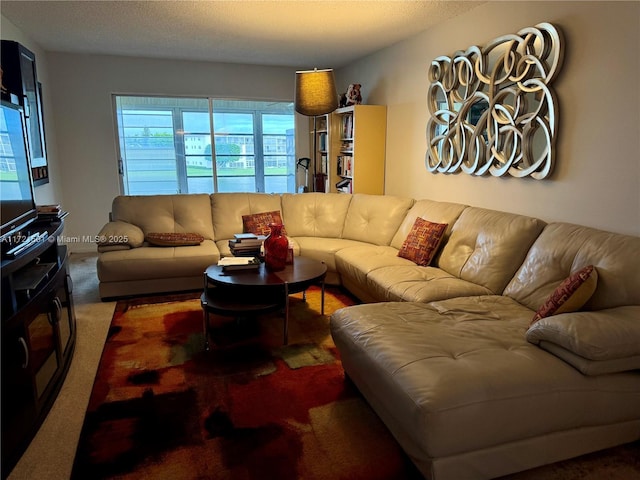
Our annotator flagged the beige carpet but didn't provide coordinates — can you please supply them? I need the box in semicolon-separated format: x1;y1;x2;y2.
6;253;640;480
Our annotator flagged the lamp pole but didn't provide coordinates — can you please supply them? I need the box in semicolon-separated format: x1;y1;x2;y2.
312;115;318;192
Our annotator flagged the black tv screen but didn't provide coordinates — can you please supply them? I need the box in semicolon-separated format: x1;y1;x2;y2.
0;100;37;242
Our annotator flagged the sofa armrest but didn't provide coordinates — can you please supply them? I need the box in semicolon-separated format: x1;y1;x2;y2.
96;221;145;248
526;306;640;374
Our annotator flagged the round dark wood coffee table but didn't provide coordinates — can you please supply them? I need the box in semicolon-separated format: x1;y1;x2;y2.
201;256;327;349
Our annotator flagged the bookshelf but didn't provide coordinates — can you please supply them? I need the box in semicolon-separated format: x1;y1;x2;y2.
310;114;330;192
329;105;386;194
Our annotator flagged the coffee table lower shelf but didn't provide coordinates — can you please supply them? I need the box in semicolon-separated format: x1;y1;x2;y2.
200;285;325;348
200;288;283;349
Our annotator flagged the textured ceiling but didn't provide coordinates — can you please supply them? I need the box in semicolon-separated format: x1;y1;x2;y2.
1;1;482;68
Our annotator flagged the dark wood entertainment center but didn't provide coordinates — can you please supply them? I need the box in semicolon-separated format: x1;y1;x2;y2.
1;218;76;478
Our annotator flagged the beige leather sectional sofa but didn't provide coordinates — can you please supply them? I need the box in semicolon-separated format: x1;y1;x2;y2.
96;192;640;480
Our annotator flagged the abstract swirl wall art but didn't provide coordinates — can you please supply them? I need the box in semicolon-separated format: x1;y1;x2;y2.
425;23;564;179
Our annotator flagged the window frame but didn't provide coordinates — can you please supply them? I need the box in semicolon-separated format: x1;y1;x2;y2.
112;95;295;195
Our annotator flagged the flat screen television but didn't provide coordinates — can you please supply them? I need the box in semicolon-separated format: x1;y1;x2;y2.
0;100;38;243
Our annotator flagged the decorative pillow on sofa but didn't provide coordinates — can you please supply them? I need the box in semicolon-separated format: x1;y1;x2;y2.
530;265;598;326
242;211;287;236
145;232;205;247
397;218;448;266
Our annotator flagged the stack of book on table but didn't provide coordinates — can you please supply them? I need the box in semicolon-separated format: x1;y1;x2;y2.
228;233;266;257
218;256;261;271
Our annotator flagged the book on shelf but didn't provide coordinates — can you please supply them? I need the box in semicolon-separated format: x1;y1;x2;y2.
341;114;353;139
337;155;353;177
341;141;353;153
336;178;352;193
319;132;327;151
320;154;328;174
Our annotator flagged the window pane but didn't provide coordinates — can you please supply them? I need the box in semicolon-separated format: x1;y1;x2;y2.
183;111;213;194
262;113;295;194
213;113;253;134
116;101;179;195
262;114;294;134
214;112;255;192
183;111;211;132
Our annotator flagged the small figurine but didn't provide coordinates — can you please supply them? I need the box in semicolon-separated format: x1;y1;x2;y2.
339;84;363;107
345;84;362;106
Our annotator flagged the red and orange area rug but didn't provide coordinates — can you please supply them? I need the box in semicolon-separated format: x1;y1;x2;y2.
71;286;422;480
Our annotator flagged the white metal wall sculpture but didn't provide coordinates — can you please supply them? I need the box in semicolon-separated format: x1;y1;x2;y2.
425;23;563;179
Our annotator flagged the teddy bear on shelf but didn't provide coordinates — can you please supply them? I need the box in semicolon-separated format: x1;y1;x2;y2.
339;84;362;107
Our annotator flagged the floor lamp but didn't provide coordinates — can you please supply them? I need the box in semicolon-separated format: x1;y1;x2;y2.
294;68;339;192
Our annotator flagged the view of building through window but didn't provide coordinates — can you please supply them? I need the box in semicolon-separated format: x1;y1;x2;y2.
113;96;296;195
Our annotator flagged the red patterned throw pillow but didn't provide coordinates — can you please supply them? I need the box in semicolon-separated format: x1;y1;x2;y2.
530;265;598;326
397;218;448;266
146;232;205;247
242;211;287;236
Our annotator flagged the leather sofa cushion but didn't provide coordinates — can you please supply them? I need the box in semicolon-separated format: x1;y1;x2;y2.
504;223;640;311
331;297;640;460
211;193;283;241
342;194;414;246
97;240;219;282
335;245;416;302
526;306;640;374
538;342;640;376
281;192;352;238
366;265;493;302
294;237;366;274
438;207;546;295
335;243;493;303
111;194;214;240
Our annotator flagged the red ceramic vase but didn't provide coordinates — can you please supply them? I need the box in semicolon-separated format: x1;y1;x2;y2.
264;223;288;271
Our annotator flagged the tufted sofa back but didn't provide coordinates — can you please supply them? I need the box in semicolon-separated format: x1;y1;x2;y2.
210;192;282;240
111;194;214;239
342;194;414;246
438;207;547;294
281;193;352;238
504;222;640;311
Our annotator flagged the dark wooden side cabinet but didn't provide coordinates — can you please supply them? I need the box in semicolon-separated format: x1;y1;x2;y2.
1;219;76;478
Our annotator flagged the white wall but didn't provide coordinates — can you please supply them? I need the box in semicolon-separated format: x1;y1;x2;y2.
336;1;640;236
1;16;61;207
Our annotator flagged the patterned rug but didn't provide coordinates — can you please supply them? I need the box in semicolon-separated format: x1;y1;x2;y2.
71;286;422;480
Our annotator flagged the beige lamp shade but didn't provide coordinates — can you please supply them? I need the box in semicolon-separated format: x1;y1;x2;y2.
295;68;339;116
